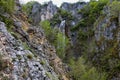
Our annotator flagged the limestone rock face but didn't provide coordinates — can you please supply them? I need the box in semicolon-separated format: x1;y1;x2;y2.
61;2;86;23
30;2;41;24
29;1;58;25
93;6;120;80
0;1;69;79
0;21;59;80
15;0;22;12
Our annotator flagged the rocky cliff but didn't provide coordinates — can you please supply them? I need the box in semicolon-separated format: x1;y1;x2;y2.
93;3;120;79
25;1;86;27
1;0;120;80
0;0;69;80
28;1;58;25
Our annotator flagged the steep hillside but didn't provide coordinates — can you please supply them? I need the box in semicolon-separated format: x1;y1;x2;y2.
0;0;69;80
93;1;120;79
1;0;120;80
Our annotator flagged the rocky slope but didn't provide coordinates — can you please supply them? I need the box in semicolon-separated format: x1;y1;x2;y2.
0;0;69;80
1;0;120;80
93;4;120;79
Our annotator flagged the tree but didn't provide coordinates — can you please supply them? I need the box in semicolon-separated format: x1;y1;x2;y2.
109;1;120;26
110;1;120;18
0;0;15;13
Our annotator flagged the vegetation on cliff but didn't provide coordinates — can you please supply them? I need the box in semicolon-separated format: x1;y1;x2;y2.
1;0;120;80
40;20;69;59
0;0;14;13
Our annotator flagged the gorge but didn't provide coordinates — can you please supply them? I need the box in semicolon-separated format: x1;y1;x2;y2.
0;0;120;80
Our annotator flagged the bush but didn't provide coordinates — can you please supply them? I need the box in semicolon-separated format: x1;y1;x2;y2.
109;1;120;18
40;20;57;44
27;54;33;59
2;76;9;80
22;1;37;15
40;60;46;65
76;0;109;29
0;14;13;27
0;0;15;13
0;54;8;71
40;20;69;59
69;57;107;80
50;9;74;27
56;32;69;59
58;9;74;20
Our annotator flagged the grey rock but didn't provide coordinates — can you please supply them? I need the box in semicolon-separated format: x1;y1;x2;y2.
0;21;59;80
14;21;22;28
29;1;58;25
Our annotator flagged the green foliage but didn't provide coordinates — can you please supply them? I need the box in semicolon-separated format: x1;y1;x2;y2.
69;57;107;80
22;42;31;50
56;32;69;59
2;76;9;80
27;54;33;59
72;0;109;31
88;1;120;79
109;1;120;18
10;31;19;40
22;1;37;15
91;39;120;78
0;54;8;71
50;13;61;26
0;14;13;27
0;0;15;13
40;20;57;44
58;9;74;20
69;1;111;79
40;60;46;65
50;9;74;26
77;30;88;40
16;54;22;60
40;20;69;59
45;72;59;80
22;72;27;78
0;0;14;30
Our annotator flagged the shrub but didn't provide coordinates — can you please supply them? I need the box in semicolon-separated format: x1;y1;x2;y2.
2;76;9;80
22;42;31;50
0;14;13;27
58;9;74;20
22;72;27;78
22;1;37;15
45;72;59;80
0;0;15;13
27;54;33;59
40;20;57;44
76;0;109;29
16;55;22;60
0;54;8;71
69;57;107;80
56;32;69;59
109;1;120;18
40;20;69;59
40;60;46;65
50;9;74;27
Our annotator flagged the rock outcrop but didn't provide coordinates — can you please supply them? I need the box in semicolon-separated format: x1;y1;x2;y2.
93;5;120;79
0;0;69;80
0;21;59;80
29;1;58;25
61;2;86;19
